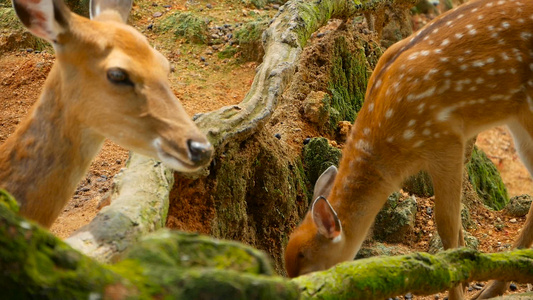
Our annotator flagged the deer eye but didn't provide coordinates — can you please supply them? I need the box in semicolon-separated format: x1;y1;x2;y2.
107;68;134;86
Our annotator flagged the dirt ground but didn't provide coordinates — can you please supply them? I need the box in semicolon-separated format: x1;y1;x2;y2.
1;1;533;299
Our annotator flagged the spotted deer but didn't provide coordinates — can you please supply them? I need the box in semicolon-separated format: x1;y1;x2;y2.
0;0;213;228
285;0;533;298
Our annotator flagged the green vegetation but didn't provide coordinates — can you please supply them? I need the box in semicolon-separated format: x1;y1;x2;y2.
233;19;269;61
403;171;434;197
302;137;342;186
158;12;209;44
466;146;509;210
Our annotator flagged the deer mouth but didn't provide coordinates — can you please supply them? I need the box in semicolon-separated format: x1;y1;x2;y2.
153;138;202;172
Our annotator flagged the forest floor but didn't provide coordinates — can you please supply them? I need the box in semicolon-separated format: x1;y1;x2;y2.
1;0;532;299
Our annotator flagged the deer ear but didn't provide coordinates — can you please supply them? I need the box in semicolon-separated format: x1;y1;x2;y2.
12;0;71;44
312;196;342;241
90;0;132;23
312;165;338;201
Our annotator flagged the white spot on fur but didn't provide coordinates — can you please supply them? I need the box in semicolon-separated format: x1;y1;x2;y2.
521;32;532;40
444;71;452;77
417;103;426;113
386;136;394;143
472;60;485;67
363;128;371;136
368;103;374;112
408;119;416;127
527;94;533;112
440;39;450;46
422;128;431;136
437;106;455;122
407;86;436;101
455;33;464;39
501;21;510;29
403;129;414;140
355;139;372;153
385;109;394;118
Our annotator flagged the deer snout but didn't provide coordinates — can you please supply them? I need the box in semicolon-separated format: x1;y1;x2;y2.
187;139;213;166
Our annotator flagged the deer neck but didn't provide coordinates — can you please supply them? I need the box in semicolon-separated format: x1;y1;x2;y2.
0;65;105;227
328;126;414;253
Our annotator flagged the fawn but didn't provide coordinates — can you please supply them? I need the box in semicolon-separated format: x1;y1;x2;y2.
285;0;533;299
0;0;213;227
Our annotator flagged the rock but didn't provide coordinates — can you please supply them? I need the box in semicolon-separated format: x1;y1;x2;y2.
337;121;352;142
428;229;479;254
372;193;418;243
466;146;509;210
355;241;410;259
505;194;532;217
303;137;342;185
303;91;329;126
274;133;281;139
153;11;163;18
303;138;311;145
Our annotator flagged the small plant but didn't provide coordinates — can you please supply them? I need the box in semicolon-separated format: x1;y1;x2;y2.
158;12;209;44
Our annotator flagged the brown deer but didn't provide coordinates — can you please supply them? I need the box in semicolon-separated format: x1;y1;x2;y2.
285;0;533;298
0;0;213;228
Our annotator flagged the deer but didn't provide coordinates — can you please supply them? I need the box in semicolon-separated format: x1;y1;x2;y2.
285;0;533;299
0;0;213;228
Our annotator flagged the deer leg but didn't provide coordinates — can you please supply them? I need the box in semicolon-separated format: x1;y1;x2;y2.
474;116;533;299
428;139;465;300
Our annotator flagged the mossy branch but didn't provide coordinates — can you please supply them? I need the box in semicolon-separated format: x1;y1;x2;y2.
293;248;533;299
3;189;533;299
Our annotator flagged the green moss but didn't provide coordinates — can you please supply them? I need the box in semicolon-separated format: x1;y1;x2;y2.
466;146;509;210
303;137;342;185
218;45;239;59
233;19;268;62
0;195;131;299
158;12;209;44
402;171;434;197
125;229;275;275
64;0;90;17
373;193;417;243
326;37;371;131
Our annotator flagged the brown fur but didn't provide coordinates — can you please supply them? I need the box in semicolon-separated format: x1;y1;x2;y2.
1;1;211;227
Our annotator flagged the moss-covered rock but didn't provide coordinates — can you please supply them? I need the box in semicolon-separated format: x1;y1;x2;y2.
233;19;268;62
403;171;434;197
428;230;479;254
466;146;509;210
373;192;417;243
303;91;329;126
356;241;411;259
505;194;532;217
326;36;370;131
302;137;342;185
158;12;209;44
64;0;90;17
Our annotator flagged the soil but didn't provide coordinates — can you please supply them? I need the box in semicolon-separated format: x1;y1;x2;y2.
1;0;533;299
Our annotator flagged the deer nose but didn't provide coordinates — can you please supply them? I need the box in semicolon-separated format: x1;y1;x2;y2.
187;139;213;166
